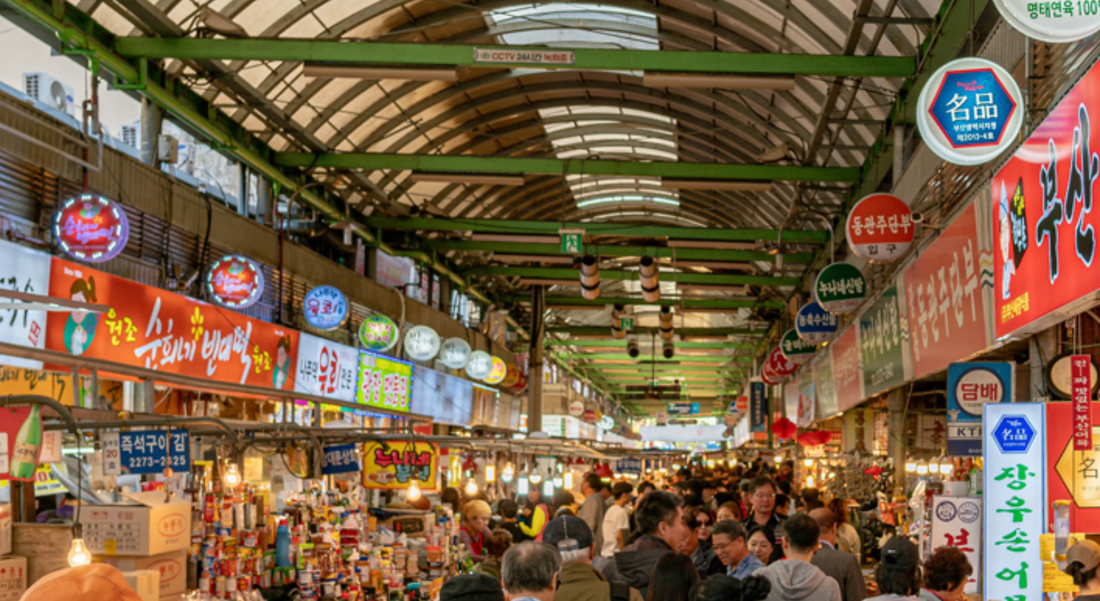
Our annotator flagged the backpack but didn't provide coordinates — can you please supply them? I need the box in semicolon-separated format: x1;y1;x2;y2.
610;582;631;601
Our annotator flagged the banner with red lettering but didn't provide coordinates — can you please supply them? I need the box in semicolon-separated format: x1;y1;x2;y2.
1074;354;1092;450
992;57;1100;339
904;203;991;379
361;440;438;491
831;325;863;411
46;257;298;392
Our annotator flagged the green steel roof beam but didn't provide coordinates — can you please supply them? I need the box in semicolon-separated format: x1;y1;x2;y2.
465;266;801;287
0;0;529;339
547;326;765;336
590;365;750;373
275;153;859;183
556;353;737;362
546;340;753;349
367;216;826;244
509;295;787;310
113;38;915;78
416;240;815;264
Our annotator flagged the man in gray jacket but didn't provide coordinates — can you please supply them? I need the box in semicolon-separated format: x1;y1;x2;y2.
753;513;841;601
578;475;607;552
809;508;867;601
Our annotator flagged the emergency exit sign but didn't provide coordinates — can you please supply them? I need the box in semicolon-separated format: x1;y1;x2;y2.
620;317;634;330
559;229;584;254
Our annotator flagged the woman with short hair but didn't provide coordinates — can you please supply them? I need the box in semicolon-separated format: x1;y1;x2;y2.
919;547;972;601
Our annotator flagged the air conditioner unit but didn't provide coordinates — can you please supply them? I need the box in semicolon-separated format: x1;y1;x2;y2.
120;123;140;150
22;72;75;115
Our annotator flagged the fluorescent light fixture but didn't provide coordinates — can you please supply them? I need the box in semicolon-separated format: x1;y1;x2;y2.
643;72;796;90
410;173;525;186
303;63;458;81
576;195;680;208
494;254;575;264
470;234;559;244
660;179;774;192
667;240;760;250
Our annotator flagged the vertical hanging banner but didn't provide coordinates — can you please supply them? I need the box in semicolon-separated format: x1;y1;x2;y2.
832;324;864;411
983;403;1044;601
931;496;983;594
750;382;767;433
1074;354;1093;450
947;362;1013;456
904;203;990;380
812;350;838;418
992;57;1100;340
858;284;909;398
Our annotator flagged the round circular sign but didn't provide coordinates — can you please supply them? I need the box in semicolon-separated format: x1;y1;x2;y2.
54;194;130;263
484;356;507;384
1048;353;1100;400
814;263;867;314
768;346;798;377
953;366;1008;417
439;337;472;369
917;57;1023;166
303;285;349;331
992;0;1100;43
359;314;399;352
568;399;585;417
736;396;749;412
404;325;441;362
796;302;839;344
655;411;668;425
761;366;781;386
598;415;614;431
205;255;264;309
583;409;599;424
465;350;493;380
780;329;816;364
846;194;915;261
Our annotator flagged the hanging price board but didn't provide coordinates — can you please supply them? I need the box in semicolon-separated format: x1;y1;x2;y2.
100;431;190;475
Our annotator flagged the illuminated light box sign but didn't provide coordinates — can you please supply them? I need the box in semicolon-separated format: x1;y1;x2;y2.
780;328;816;364
54;194;130;263
814;262;866;314
947;362;1012;457
205;255;264;309
362;440;438;490
359;314;399;353
101;430;190;475
356;350;414;413
846;193;915;261
993;0;1100;43
303;285;348;331
484;356;507;384
795;302;838;344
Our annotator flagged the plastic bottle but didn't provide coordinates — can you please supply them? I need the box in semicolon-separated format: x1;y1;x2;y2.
276;518;292;568
9;406;42;480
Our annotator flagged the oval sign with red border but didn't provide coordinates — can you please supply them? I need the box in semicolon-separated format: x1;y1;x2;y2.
53;194;130;263
846;193;915;261
205;255;264;309
768;346;798;377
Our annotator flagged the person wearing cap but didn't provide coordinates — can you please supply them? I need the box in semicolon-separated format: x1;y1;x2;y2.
461;499;493;562
918;547;972;601
502;541;562;601
752;513;841;601
441;573;507;601
543;515;644;601
1063;539;1100;601
809;508;866;601
863;537;922;601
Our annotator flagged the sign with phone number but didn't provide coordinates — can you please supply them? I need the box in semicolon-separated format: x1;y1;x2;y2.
101;430;190;475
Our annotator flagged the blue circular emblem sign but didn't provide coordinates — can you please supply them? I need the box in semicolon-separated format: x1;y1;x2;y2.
795;302;838;344
303;285;349;331
918;58;1023;166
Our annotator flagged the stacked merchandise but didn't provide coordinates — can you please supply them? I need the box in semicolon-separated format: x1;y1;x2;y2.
0;504;26;601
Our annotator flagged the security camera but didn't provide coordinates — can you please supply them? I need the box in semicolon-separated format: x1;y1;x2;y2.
911;211;924;224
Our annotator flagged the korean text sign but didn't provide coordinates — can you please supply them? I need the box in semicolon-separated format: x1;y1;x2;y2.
1047;402;1100;532
0;239;51;370
362;441;438;490
904;203;988;379
295;333;358;403
983;403;1044;601
1073;355;1092;450
992;57;1100;339
930;496;983;594
832;325;864;411
46;258;298;391
947;362;1012;457
100;431;190;475
321;444;360;475
858;284;909;397
750;382;767;432
355;350;414;413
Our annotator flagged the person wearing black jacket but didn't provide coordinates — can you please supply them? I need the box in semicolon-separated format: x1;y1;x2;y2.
602;491;689;598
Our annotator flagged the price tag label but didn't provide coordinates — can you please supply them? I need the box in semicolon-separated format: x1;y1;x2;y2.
105;539;117;556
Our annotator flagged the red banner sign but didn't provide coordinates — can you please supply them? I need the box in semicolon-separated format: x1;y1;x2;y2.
47;258;298;392
832;325;864;411
903;203;989;379
1074;354;1092;450
992;57;1100;339
205;255;264;309
53;194;130;263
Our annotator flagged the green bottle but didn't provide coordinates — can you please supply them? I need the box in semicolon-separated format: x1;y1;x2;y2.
9;406;42;479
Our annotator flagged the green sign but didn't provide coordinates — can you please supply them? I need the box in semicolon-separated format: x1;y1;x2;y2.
780;328;816;365
858;284;908;397
359;314;399;353
355;350;414;413
814;262;867;314
621;317;634;330
561;232;583;254
811;350;838;418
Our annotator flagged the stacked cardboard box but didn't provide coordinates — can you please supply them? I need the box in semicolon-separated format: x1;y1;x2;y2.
0;504;27;601
88;493;192;600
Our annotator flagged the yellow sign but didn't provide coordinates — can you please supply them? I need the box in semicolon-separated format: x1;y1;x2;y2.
484;356;507;385
361;441;438;491
1041;534;1086;593
0;365;122;408
1055;427;1100;507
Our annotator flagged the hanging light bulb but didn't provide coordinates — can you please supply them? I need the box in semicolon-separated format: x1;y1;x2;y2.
68;525;91;567
502;463;515;483
553;476;563;488
730;459;738;466
486;465;496;483
564;471;574;490
517;477;529;495
407;479;422;501
905;460;917;473
916;462;929;475
542;479;554;496
803;458;814;467
707;460;715;469
223;462;241;488
465;479;479;496
928;462;940;474
529;471;543;484
940;459;954;476
806;476;814;488
774;455;783;464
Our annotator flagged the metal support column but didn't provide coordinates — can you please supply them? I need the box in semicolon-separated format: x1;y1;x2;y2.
237;163;249;216
528;286;546;435
255;176;272;226
140;96;163;167
888;387;908;499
